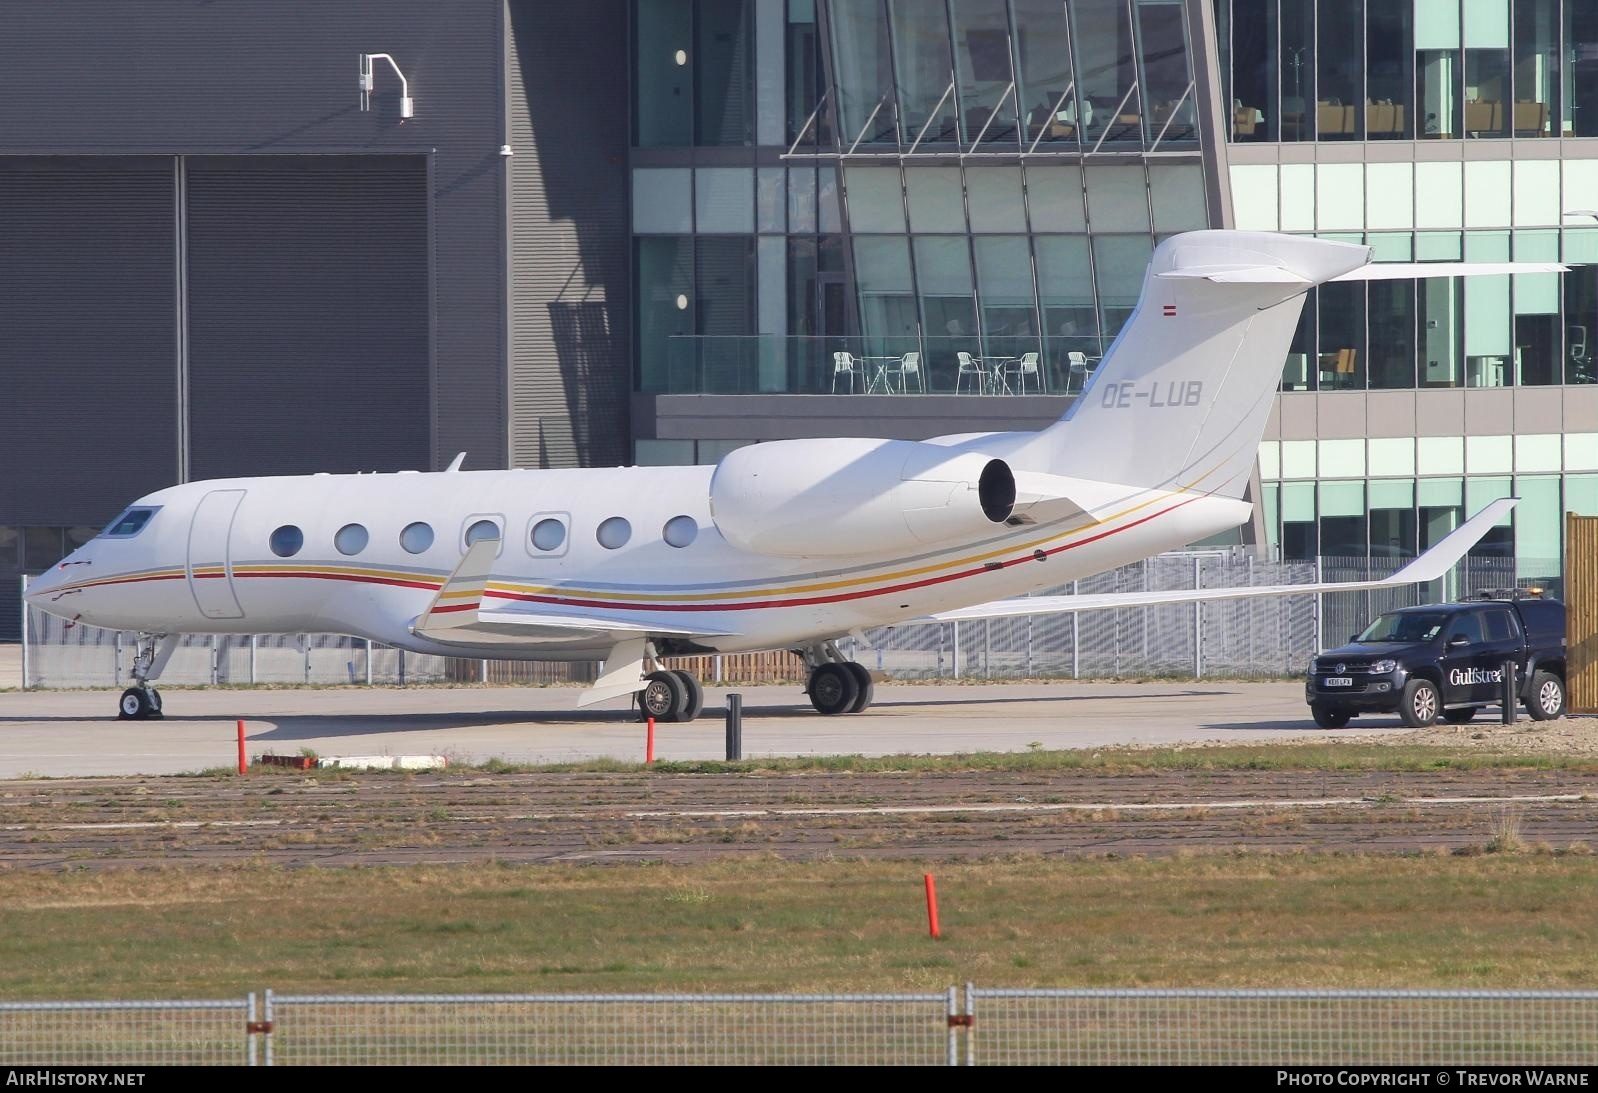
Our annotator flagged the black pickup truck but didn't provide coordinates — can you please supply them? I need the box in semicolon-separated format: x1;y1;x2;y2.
1305;591;1567;728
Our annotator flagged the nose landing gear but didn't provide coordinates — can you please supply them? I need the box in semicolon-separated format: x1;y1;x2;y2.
117;632;172;721
802;642;874;716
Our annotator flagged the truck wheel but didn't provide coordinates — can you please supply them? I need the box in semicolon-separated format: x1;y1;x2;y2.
1310;704;1351;729
1399;679;1440;728
1525;671;1566;721
1442;707;1477;725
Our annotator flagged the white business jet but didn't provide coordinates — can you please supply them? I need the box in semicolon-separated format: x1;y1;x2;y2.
25;231;1553;722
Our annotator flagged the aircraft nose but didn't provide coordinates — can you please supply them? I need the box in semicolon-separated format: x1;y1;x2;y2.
23;569;59;607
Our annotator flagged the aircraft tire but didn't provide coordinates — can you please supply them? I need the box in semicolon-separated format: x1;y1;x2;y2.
671;670;705;723
147;689;164;719
808;663;859;716
843;663;874;713
118;687;152;721
638;670;687;722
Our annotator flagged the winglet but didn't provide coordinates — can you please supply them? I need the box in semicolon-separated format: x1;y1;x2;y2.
445;452;468;473
926;499;1520;623
413;538;498;635
1381;498;1517;585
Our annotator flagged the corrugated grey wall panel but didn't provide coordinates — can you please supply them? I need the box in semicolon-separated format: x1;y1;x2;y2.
0;157;178;525
186;156;431;480
506;0;631;469
0;1;504;486
0;577;18;646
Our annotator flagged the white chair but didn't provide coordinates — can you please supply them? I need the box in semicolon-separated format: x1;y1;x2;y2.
830;351;862;393
1066;351;1089;392
1006;351;1044;394
887;351;923;394
956;351;987;394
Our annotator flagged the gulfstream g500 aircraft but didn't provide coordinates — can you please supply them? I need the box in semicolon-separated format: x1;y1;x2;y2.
26;231;1550;722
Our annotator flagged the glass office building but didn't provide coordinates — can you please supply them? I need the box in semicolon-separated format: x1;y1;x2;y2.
630;0;1598;581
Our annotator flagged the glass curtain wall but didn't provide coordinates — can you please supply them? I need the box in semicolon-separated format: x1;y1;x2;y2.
1278;227;1598;392
953;0;1021;148
1569;0;1598;136
1013;0;1082;148
889;0;959;146
829;0;898;146
1220;0;1597;140
635;0;754;146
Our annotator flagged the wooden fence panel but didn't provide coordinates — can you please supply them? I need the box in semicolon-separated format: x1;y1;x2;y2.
1566;513;1598;715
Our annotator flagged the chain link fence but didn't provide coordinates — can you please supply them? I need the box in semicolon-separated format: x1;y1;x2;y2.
4;988;1597;1065
964;987;1598;1066
0;997;257;1066
265;991;956;1066
16;553;1558;689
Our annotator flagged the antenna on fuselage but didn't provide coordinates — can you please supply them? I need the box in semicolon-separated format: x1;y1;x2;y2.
445;452;467;473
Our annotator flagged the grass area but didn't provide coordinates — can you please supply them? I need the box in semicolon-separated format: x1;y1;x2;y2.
3;856;1596;999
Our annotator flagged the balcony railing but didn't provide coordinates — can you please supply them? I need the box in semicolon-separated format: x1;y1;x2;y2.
651;335;1105;396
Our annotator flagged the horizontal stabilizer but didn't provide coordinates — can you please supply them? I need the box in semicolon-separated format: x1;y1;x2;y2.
929;499;1517;623
1330;261;1568;282
1159;261;1567;285
1157;265;1309;284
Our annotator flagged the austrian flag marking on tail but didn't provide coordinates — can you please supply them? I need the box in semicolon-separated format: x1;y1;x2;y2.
1161;303;1177;317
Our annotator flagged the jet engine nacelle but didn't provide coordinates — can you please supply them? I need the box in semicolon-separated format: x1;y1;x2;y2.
708;439;1016;558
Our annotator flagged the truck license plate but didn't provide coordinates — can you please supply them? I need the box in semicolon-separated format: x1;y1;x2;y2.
1322;677;1353;688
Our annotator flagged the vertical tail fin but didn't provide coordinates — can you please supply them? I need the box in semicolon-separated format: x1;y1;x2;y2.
1044;231;1370;498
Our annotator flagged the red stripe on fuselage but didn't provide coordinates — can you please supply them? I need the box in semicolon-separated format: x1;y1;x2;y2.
482;493;1201;614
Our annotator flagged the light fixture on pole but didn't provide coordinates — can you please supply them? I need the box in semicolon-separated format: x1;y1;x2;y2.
359;53;413;120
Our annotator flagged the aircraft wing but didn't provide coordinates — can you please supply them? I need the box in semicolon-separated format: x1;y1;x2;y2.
927;499;1516;623
411;539;735;647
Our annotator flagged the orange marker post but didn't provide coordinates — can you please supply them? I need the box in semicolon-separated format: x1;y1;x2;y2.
646;716;656;765
236;720;247;775
924;873;941;939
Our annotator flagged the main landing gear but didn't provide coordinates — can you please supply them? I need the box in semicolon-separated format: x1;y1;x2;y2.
117;632;167;721
802;643;874;716
636;668;705;724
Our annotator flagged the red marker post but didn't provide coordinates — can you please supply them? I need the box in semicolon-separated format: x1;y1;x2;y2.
924;873;942;939
236;720;247;775
646;716;656;765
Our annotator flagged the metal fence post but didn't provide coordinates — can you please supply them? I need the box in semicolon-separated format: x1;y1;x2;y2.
1071;581;1080;679
263;989;274;1067
1193;555;1203;680
946;986;959;1066
964;981;975;1066
365;638;373;685
249;635;257;685
210;635;220;686
114;631;123;685
1314;556;1325;649
246;991;257;1066
952;621;961;679
398;647;407;687
18;575;28;691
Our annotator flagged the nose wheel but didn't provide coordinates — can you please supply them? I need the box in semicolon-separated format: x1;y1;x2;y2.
116;632;170;720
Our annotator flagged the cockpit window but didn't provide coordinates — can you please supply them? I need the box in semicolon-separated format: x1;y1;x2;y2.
101;507;159;538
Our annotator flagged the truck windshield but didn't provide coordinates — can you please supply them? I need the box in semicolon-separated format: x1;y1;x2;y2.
1357;612;1448;643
